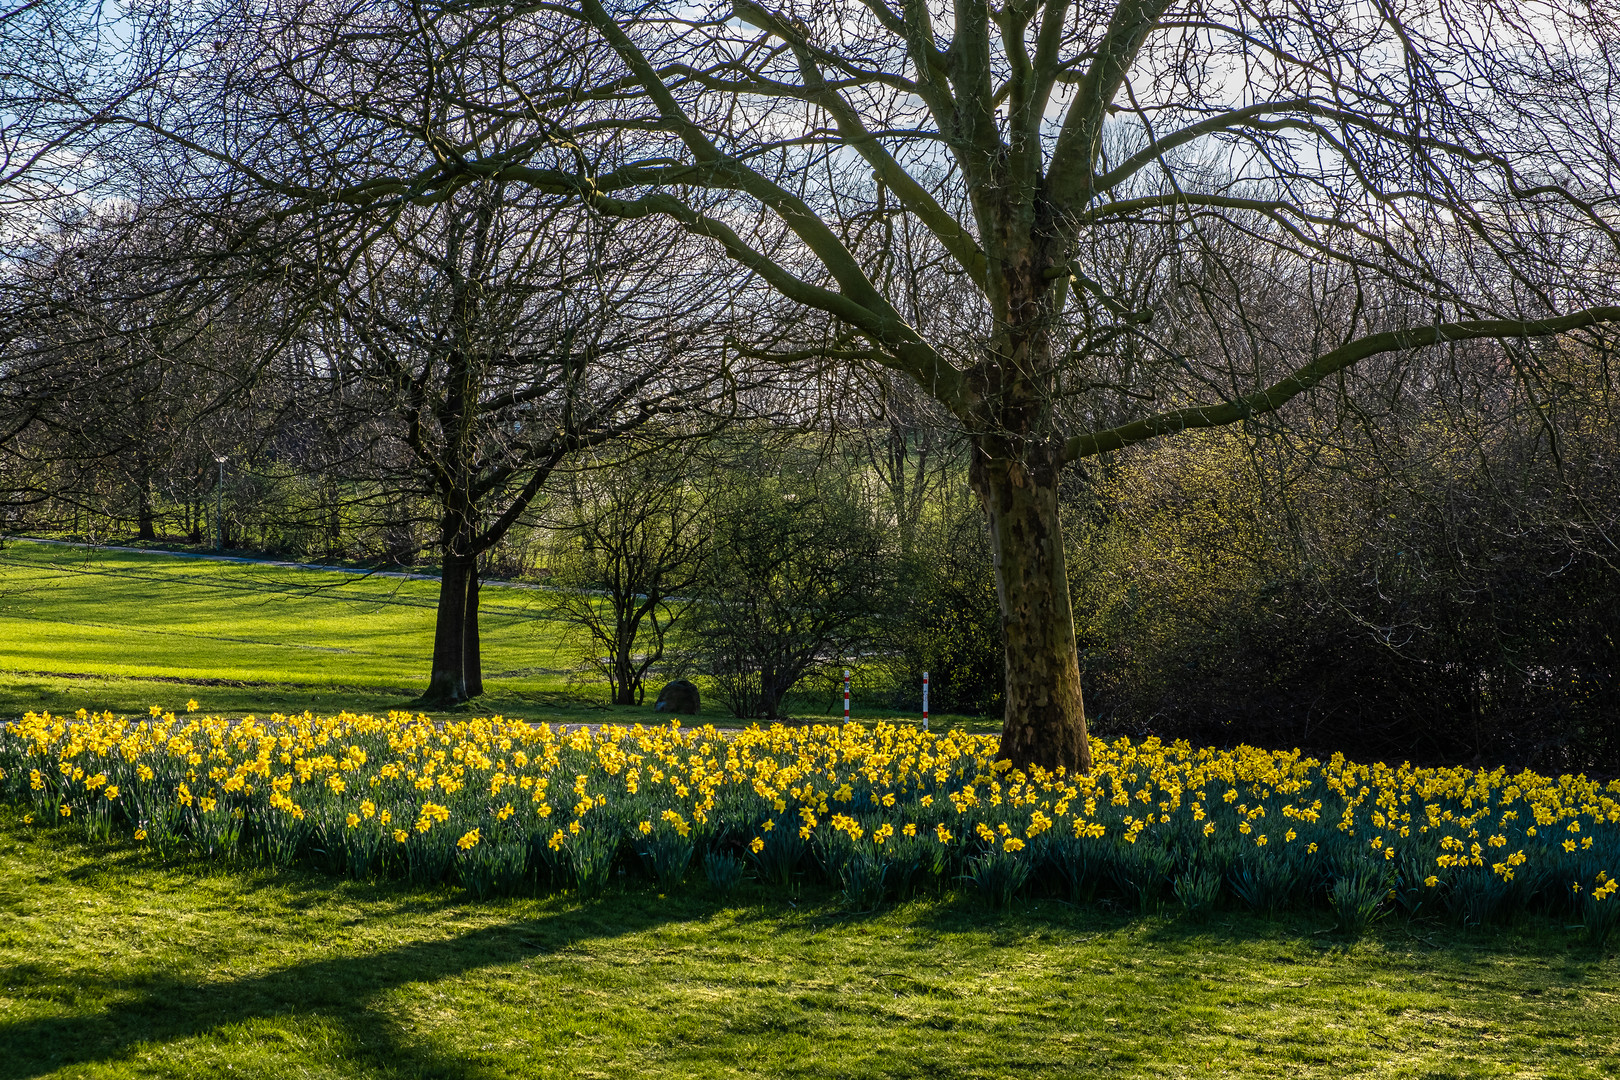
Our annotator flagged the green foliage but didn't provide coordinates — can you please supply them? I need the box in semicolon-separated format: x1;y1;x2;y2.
702;848;746;895
406;833;457;885
1329;870;1393;938
683;466;900;719
883;830;948;899
1580;889;1620;946
1107;840;1176;913
1228;850;1308;918
749;821;807;889
889;492;1005;718
1173;866;1223;921
563;824;620;898
548;449;708;706
638;826;695;891
837;844;889;910
1069;414;1620;772
1442;868;1521;928
963;847;1033;910
459;841;528;900
1391;847;1438;921
1041;833;1104;902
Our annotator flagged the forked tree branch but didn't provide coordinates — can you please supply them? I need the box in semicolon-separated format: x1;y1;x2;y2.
1064;308;1620;460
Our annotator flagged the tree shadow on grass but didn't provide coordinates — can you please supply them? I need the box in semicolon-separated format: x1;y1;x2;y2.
899;888;1616;982
1125;903;1616;989
0;895;687;1080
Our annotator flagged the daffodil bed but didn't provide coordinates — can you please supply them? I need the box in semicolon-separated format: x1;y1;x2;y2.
4;708;1619;939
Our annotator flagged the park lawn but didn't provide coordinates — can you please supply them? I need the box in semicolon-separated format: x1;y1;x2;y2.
0;809;1615;1079
0;539;585;720
0;539;993;730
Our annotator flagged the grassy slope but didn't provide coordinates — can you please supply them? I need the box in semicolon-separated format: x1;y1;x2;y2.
0;808;1615;1080
0;540;988;729
0;540;581;720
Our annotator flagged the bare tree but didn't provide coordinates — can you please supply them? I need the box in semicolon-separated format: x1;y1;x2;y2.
848;377;961;559
548;446;711;705
35;0;1620;766
0;205;292;535
1;0;199;468
300;185;742;705
0;0;131;220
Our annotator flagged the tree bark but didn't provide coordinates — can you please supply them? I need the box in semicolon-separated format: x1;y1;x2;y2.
464;563;483;698
136;477;156;541
970;440;1093;775
424;555;473;705
611;602;636;704
613;647;636;705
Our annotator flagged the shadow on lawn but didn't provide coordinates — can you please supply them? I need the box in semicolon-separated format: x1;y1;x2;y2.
899;888;1613;981
0;897;683;1080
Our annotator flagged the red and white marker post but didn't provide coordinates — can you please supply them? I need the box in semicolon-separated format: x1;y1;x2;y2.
843;669;851;721
922;671;929;731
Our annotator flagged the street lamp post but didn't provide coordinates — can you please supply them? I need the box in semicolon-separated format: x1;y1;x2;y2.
213;455;228;552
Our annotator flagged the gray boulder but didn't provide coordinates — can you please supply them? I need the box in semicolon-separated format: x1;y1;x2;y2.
654;679;701;715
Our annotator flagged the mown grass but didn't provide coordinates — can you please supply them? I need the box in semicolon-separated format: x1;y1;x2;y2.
0;539;990;730
0;807;1615;1079
0;537;570;705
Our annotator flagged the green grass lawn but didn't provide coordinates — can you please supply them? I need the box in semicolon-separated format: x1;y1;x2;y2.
0;806;1615;1079
3;542;1616;1077
0;539;989;730
0;539;583;720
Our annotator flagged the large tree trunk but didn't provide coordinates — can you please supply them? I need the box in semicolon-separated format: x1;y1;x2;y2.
962;204;1095;773
969;442;1093;776
464;564;483;698
424;554;483;705
613;649;637;706
611;603;634;704
425;555;472;705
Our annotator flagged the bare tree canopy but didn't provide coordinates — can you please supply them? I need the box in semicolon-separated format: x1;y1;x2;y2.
19;0;1620;767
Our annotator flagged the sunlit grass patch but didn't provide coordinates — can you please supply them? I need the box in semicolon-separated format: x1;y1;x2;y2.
0;806;1617;1079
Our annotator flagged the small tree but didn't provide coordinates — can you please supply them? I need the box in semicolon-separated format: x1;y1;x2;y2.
549;447;711;705
684;463;898;720
891;485;1005;719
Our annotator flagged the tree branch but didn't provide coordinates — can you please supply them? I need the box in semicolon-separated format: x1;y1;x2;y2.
1064;308;1620;460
